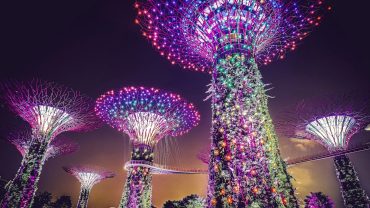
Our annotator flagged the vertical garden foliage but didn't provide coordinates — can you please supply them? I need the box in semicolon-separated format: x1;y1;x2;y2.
334;155;369;208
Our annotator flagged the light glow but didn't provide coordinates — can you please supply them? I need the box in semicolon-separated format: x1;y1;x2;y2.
77;172;102;190
306;115;356;150
365;124;370;131
126;112;170;146
33;105;72;135
64;166;114;190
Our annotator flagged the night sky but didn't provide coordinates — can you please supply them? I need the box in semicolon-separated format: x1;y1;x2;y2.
0;0;369;207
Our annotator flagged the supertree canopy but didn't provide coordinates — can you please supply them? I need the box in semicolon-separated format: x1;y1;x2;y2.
0;80;100;208
63;165;115;208
95;86;200;208
284;97;368;152
304;192;334;208
135;0;330;71
282;96;370;207
135;0;330;207
7;129;79;162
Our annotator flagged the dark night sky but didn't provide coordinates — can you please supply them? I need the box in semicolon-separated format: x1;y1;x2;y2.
0;0;369;207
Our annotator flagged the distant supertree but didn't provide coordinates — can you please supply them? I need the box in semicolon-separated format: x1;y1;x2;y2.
304;192;334;208
63;165;115;208
95;86;200;208
0;80;99;208
135;0;331;207
282;96;370;207
7;129;79;162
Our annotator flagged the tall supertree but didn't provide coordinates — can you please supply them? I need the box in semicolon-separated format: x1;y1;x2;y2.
304;192;334;208
135;0;331;207
63;165;115;208
7;129;79;162
282;96;370;207
0;80;100;208
95;86;200;208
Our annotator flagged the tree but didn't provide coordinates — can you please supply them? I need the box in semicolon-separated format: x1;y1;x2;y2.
304;192;334;208
32;191;52;208
52;195;72;208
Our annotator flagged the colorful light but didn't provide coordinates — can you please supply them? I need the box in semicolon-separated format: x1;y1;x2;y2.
135;0;329;72
0;80;99;208
95;86;200;208
64;166;115;208
7;129;79;162
95;86;200;146
136;0;329;207
34;105;73;135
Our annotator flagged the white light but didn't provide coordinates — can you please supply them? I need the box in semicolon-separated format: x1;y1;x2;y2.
77;172;101;190
33;105;72;134
125;112;171;146
306;115;356;150
365;124;370;131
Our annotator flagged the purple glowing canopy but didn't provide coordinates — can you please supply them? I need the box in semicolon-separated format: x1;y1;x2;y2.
1;80;100;139
63;165;115;188
135;0;330;72
95;86;200;144
7;129;79;160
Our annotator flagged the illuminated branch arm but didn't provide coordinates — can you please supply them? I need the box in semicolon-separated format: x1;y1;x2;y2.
306;115;356;151
33;105;73;138
126;112;171;146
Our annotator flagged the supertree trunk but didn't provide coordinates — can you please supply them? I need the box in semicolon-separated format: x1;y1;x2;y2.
119;145;153;208
1;136;48;208
77;186;91;208
207;53;297;208
334;155;369;208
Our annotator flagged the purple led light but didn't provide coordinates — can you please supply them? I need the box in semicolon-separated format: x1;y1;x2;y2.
95;86;200;145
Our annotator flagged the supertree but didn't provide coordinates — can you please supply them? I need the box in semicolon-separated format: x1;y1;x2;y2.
134;0;331;207
95;86;200;208
281;96;370;207
7;128;79;162
63;165;115;208
0;80;100;208
304;192;334;208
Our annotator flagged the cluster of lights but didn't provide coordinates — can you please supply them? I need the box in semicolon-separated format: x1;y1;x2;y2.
2;80;100;140
95;86;200;208
305;115;356;151
33;105;73;136
1;80;99;208
64;166;114;208
64;166;115;189
135;0;330;71
95;86;200;145
8;131;79;161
